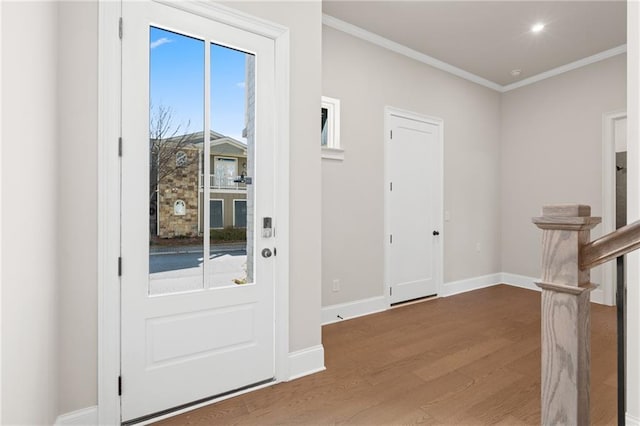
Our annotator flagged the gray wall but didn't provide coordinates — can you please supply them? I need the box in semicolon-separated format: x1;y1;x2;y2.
1;1;60;423
500;55;626;282
57;1;99;414
223;0;323;353
321;26;502;306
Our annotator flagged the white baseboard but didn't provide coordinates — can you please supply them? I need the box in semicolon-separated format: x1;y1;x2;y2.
288;344;326;381
55;349;327;425
499;273;539;292
55;406;98;426
321;295;387;325
500;272;606;304
591;288;604;304
321;273;606;329
627;413;640;426
322;274;533;326
441;273;503;297
57;347;328;426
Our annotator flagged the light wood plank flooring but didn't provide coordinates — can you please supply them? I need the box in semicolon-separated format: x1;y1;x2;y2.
154;285;617;425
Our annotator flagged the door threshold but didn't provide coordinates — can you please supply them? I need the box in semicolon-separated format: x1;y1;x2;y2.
122;378;276;426
390;294;437;308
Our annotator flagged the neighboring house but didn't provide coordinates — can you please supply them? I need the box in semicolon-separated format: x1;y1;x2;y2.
151;130;248;239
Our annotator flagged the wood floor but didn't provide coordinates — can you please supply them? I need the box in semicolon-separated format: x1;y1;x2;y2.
154;285;617;425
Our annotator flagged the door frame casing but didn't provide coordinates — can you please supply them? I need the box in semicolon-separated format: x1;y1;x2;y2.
97;2;290;423
383;106;444;306
602;109;627;307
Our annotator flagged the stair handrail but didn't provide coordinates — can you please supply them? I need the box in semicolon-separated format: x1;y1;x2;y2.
581;220;640;270
532;204;640;425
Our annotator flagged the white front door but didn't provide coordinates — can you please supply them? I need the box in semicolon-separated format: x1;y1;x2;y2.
121;1;276;422
386;110;443;304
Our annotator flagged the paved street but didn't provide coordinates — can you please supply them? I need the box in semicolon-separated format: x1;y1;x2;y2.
149;247;246;273
149;245;250;294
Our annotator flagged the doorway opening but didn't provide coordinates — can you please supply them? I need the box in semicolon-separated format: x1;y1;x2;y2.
602;110;627;426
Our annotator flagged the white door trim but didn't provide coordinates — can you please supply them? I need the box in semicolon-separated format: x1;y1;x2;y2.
383;106;444;306
97;2;290;423
602;109;627;307
0;0;4;419
97;1;122;423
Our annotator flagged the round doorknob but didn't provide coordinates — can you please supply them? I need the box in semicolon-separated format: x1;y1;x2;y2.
433;231;440;236
261;248;273;258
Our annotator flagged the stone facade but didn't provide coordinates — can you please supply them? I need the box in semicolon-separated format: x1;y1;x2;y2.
157;147;201;238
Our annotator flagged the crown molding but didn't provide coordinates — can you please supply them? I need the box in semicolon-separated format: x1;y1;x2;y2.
501;44;627;92
322;14;503;92
322;14;627;93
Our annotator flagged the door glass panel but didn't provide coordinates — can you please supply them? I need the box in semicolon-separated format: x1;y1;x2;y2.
148;27;205;295
209;42;255;287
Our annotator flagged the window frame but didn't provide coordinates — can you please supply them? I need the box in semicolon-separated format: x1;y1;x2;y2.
213;156;239;189
321;96;343;160
173;199;186;216
176;150;188;167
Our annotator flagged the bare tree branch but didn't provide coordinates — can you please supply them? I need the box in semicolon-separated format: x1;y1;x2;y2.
149;103;200;200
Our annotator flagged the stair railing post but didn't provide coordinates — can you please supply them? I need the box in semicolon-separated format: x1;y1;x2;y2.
532;204;601;425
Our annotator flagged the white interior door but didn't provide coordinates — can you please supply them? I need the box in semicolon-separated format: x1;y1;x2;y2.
121;1;276;422
386;111;442;304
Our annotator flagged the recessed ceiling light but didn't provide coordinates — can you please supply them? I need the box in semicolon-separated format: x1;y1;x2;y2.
511;69;522;77
531;23;545;33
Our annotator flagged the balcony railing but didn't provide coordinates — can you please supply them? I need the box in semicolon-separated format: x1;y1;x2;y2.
199;174;247;191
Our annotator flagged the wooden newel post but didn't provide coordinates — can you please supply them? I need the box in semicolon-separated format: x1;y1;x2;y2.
532;204;601;425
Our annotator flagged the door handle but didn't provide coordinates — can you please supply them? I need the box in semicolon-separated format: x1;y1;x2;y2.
261;248;273;258
433;231;440;236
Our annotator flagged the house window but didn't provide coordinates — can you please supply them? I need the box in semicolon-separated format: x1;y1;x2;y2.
321;96;343;160
176;151;188;167
234;199;247;228
174;200;186;216
210;200;223;229
213;157;238;189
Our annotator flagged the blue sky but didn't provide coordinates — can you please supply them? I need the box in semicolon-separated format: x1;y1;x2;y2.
150;27;249;142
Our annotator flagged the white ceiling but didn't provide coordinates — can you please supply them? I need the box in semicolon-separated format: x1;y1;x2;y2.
322;1;627;88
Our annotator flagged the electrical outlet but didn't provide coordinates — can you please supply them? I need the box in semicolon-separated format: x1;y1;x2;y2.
332;279;340;292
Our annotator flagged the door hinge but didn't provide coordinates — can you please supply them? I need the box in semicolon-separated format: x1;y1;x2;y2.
118;376;122;396
390;234;393;244
390;287;393;296
390;130;393;139
118;257;122;276
118;17;123;39
118;137;122;157
390;182;393;191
